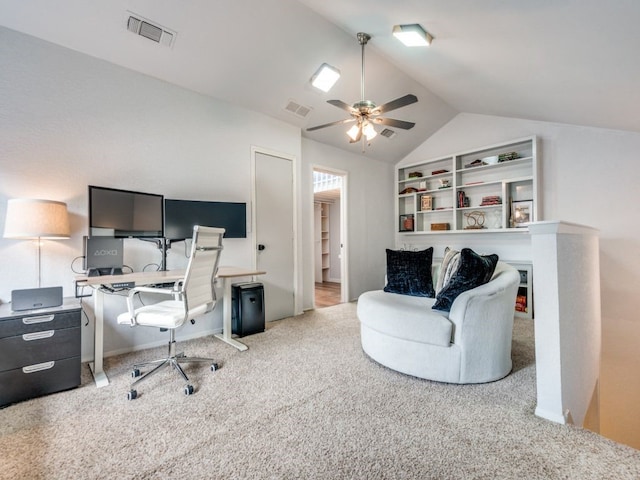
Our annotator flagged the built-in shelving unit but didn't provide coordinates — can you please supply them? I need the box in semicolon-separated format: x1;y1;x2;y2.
320;203;331;282
396;136;539;234
508;261;534;319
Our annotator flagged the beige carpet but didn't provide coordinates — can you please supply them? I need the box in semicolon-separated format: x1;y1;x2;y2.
1;302;639;479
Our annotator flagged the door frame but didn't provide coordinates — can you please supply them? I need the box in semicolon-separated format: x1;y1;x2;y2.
312;165;349;305
251;146;300;316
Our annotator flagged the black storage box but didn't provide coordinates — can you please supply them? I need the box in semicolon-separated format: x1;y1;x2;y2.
231;282;265;337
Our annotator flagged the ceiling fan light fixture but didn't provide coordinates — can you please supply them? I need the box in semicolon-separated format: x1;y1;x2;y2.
311;63;341;92
346;124;360;141
363;122;377;140
306;31;418;150
393;24;433;47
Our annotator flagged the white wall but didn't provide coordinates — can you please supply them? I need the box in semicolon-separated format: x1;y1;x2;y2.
302;138;395;307
0;28;301;359
398;112;640;445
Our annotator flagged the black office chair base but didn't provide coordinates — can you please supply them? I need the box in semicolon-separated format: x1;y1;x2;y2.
126;330;219;400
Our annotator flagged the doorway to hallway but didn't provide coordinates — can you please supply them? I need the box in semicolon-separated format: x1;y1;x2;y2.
313;168;347;308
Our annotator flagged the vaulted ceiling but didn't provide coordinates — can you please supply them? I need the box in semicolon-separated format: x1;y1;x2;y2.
1;0;639;164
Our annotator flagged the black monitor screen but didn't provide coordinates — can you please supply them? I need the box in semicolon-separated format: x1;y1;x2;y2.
89;185;164;238
164;199;247;240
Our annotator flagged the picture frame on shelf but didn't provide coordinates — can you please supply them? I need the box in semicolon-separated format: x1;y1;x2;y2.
420;195;433;211
511;200;533;227
399;214;414;232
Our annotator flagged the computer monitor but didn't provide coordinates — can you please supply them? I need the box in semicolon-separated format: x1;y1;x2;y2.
88;185;164;238
164;199;246;240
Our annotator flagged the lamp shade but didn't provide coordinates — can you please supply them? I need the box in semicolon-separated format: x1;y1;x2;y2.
4;198;70;239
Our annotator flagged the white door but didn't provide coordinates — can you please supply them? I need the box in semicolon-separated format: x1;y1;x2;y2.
254;151;295;321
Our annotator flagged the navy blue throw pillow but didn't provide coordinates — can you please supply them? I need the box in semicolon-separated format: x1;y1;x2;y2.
383;248;435;297
432;248;498;312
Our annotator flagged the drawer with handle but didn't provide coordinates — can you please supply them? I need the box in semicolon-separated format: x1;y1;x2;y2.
0;310;80;339
0;356;81;407
0;327;81;371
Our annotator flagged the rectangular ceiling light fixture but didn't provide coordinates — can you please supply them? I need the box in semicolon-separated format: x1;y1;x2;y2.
311;63;341;92
393;24;433;47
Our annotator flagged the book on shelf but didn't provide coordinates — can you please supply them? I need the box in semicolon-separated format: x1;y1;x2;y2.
480;195;502;206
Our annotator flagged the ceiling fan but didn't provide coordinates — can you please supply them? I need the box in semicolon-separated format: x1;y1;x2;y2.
307;32;418;147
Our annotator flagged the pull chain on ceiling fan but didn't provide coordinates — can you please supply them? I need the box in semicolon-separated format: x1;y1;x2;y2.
307;32;418;151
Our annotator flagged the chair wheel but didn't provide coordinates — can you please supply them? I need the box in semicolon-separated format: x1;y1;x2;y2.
211;363;219;372
127;389;138;401
184;384;194;396
131;368;141;378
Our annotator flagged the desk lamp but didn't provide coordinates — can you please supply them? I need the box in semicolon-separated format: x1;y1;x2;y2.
3;198;70;287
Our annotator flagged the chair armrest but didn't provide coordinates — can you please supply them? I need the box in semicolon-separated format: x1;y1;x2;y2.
128;286;177;297
448;265;519;345
123;286;181;325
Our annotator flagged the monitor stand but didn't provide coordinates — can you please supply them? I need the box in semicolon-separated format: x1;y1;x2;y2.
157;238;172;271
87;267;123;277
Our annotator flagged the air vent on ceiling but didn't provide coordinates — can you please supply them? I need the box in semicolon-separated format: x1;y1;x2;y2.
126;11;175;47
380;128;396;138
284;100;312;119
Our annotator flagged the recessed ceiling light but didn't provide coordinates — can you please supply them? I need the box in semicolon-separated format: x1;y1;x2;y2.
392;24;433;47
311;63;341;92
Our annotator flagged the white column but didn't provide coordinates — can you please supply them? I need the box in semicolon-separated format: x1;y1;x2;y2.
529;221;601;429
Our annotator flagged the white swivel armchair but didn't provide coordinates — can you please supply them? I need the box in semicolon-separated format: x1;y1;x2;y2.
117;226;224;400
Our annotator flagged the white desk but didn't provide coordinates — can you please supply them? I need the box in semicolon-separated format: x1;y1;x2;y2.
77;266;265;387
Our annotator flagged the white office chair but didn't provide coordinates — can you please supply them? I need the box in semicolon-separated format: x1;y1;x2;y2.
117;226;225;400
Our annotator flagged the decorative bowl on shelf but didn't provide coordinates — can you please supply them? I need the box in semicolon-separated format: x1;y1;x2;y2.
482;155;499;165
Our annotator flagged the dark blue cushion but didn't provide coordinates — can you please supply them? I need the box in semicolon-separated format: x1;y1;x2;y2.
383;248;435;298
432;248;498;312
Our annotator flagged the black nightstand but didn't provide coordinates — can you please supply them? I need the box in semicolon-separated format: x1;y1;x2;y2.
0;298;81;407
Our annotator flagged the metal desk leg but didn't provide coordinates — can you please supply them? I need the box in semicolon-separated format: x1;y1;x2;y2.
214;277;248;351
88;289;110;387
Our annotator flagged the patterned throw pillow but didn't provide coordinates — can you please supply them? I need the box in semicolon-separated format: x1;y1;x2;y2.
435;247;461;294
383;248;435;298
432;248;498;312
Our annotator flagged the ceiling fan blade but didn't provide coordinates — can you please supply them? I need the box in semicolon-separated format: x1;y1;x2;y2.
372;117;416;130
306;117;356;132
327;99;358;114
371;94;418;115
